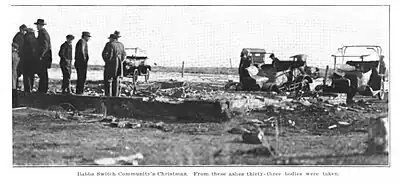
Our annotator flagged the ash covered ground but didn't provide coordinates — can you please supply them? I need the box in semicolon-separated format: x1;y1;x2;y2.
12;68;389;165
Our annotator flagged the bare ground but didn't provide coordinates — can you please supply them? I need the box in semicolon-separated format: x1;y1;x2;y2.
13;71;389;166
12;95;388;166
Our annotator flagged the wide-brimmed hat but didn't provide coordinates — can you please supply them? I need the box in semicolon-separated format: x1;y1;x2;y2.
66;34;75;40
114;30;121;38
108;34;118;39
34;19;47;25
19;24;27;30
82;31;91;37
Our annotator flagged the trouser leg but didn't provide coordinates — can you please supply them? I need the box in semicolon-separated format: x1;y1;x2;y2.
61;66;67;91
23;74;32;92
61;62;72;92
23;67;35;92
76;66;84;94
12;89;18;108
82;65;87;93
239;68;243;84
103;74;111;96
30;75;34;90
38;68;49;93
111;77;120;97
76;65;87;94
76;67;81;94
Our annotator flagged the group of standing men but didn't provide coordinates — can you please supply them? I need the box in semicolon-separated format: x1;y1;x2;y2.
12;18;127;107
12;19;52;106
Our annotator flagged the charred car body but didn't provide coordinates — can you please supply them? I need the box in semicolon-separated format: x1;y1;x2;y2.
316;45;387;102
233;48;313;94
123;47;152;89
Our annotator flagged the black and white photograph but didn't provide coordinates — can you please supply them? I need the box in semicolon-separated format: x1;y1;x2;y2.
8;1;392;170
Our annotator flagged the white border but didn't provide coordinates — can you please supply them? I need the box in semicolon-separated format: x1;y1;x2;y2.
1;1;398;183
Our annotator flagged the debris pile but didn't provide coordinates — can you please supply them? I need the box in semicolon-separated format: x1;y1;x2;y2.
226;93;383;138
366;115;389;154
94;153;144;165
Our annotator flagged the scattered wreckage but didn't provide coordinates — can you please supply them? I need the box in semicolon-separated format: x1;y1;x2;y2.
227;48;314;94
315;45;388;102
227;46;388;105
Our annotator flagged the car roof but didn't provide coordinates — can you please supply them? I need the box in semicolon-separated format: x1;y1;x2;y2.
125;47;148;58
243;48;267;54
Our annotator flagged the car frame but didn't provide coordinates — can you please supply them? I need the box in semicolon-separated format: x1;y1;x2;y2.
318;45;387;101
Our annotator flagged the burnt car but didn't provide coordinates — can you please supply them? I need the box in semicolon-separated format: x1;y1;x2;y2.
123;47;151;85
235;48;312;93
316;45;387;102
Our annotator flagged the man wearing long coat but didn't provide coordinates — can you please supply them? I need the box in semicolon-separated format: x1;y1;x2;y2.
12;24;27;87
21;28;38;92
102;34;126;96
35;19;52;93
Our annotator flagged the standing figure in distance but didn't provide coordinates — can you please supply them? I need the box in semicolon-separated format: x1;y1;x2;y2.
59;34;75;94
35;19;52;93
74;31;91;95
269;53;280;68
102;34;126;97
239;49;251;84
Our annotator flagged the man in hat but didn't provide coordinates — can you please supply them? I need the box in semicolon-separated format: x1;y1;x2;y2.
114;30;121;40
269;53;280;68
35;19;52;93
113;30;126;53
12;43;20;107
102;34;126;96
239;49;251;84
13;24;27;55
21;28;38;93
12;24;27;85
59;34;75;94
113;30;127;77
74;31;91;95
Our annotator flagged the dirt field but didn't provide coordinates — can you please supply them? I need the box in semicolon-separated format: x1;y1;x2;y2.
13;69;389;166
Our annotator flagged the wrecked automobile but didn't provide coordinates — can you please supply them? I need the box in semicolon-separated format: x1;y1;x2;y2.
315;45;388;103
230;48;313;94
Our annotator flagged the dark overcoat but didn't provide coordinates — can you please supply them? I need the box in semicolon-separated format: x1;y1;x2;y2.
37;28;52;68
21;32;38;73
102;41;126;78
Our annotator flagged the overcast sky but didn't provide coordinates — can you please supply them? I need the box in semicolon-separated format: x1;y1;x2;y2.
11;6;389;68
